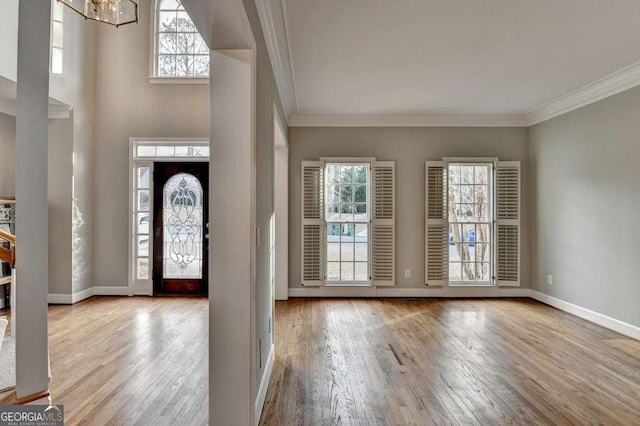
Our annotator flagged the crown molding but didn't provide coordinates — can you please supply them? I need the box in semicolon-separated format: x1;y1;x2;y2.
527;60;640;126
255;0;297;118
288;113;529;128
0;96;71;119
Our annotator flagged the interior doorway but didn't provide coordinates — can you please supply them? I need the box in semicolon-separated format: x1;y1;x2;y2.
152;162;209;295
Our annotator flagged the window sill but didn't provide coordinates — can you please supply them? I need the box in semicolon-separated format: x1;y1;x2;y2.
324;283;372;287
149;77;209;85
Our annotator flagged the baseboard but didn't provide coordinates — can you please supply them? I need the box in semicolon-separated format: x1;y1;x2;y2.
289;286;531;298
255;343;275;425
92;286;130;296
529;290;640;340
48;286;129;304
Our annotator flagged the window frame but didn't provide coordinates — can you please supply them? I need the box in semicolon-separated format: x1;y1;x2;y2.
443;157;498;287
321;157;375;286
149;0;210;84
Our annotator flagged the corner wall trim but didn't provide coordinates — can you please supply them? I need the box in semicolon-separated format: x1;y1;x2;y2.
288;113;529;128
526;60;640;125
255;343;275;426
529;290;640;341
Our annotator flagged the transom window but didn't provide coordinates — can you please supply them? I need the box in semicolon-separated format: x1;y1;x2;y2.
153;0;209;78
51;0;64;74
447;163;493;285
325;163;370;283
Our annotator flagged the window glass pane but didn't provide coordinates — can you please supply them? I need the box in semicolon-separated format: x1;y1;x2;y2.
354;185;367;203
327;185;339;203
341;263;354;281
159;33;177;54
460;204;474;222
138;167;150;189
158;55;177;76
138;190;149;211
327;166;340;184
476;263;490;281
174;146;189;156
476;224;490;242
355;263;368;281
449;224;463;243
157;146;175;157
339;166;353;183
354;204;367;221
137;236;149;256
341;243;354;262
51;48;63;74
196;146;209;157
327;204;340;221
159;11;178;31
476;204;489;222
474;185;488;204
340;185;353;203
340;204;353;222
449;166;460;184
460;185;473;203
176;11;196;31
461;166;474;184
355;243;368;261
137;213;150;234
137;258;149;280
475;244;490;262
354;165;367;183
462;263;476;281
53;1;64;21
52;22;63;48
449;263;461;281
327;262;340;281
475;166;488;184
137;146;156;157
327;243;340;261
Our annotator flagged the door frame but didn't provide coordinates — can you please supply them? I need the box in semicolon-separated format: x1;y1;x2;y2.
128;138;209;296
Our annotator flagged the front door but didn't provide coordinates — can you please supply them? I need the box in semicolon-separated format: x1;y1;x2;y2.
153;162;209;295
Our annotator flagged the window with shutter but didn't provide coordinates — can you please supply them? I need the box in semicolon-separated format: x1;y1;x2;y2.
301;161;324;286
372;161;395;286
425;162;448;285
495;161;521;286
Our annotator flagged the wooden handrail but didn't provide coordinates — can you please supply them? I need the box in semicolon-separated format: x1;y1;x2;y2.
0;229;15;245
0;230;15;267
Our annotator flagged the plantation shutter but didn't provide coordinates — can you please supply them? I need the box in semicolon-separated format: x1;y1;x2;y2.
301;161;324;286
371;161;395;286
425;161;448;286
495;161;521;286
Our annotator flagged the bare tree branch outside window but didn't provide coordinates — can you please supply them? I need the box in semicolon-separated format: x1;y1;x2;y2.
157;0;209;77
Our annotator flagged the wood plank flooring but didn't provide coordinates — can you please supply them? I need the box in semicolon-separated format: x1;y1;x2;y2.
260;298;640;425
47;296;208;425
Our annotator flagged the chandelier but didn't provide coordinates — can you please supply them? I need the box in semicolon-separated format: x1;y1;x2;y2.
57;0;138;27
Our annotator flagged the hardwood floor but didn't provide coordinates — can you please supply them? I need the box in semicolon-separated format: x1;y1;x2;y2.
47;296;208;425
260;298;640;425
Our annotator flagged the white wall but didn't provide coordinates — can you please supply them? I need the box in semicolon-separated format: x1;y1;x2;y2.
289;127;531;290
91;0;209;288
530;85;640;328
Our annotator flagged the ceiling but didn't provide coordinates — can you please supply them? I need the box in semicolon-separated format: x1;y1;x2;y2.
258;0;640;122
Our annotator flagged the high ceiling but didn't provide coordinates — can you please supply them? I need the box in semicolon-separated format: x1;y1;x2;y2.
271;0;640;116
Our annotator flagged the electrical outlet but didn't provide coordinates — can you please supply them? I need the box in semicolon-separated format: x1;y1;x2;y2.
546;274;553;285
404;269;411;279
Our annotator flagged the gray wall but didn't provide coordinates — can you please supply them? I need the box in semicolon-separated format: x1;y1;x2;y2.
92;0;209;288
530;86;640;328
0;112;15;196
289;127;531;289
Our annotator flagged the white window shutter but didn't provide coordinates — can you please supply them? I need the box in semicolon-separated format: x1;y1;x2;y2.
425;161;448;286
301;161;324;286
495;161;521;287
371;161;395;286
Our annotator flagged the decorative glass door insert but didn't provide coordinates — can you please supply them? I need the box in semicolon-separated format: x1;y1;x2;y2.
163;173;203;279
